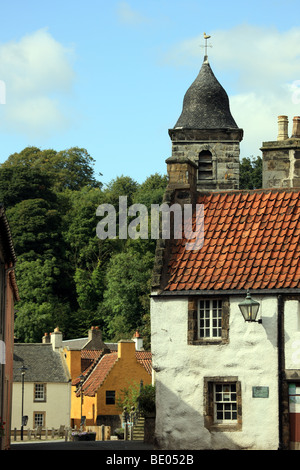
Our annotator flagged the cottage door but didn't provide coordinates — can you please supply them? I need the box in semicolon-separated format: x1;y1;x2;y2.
289;383;300;450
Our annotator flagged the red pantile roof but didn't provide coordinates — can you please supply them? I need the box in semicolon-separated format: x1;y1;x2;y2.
81;349;104;360
80;352;118;397
74;350;153;396
165;189;300;292
136;351;152;375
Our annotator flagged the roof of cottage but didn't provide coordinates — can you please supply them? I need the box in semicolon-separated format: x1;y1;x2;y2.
80;352;119;397
136;351;152;375
74;350;152;396
62;337;118;351
174;58;239;130
13;343;70;382
164;188;300;292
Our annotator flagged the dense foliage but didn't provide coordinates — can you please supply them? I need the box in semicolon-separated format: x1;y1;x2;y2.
1;146;167;346
239;155;262;190
116;381;155;416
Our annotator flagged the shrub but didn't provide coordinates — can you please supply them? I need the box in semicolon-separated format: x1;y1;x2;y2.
138;385;155;416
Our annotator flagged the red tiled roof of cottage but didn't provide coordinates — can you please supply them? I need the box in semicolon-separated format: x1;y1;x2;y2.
136;351;152;375
81;349;104;360
165;188;300;292
75;349;153;396
80;352;118;397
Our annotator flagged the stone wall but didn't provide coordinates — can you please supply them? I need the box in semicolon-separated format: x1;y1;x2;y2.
261;140;300;189
168;128;242;191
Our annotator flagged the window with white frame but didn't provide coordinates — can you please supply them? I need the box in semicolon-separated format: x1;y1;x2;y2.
214;383;237;423
34;412;45;428
188;297;229;345
204;377;242;432
198;299;222;339
34;383;46;402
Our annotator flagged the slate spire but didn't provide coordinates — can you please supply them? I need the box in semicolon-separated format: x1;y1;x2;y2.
174;57;238;130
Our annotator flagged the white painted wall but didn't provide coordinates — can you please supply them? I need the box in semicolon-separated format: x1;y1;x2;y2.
11;382;71;431
151;294;280;450
285;300;300;370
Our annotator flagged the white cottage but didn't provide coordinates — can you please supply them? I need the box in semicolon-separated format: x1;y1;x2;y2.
12;328;71;433
151;53;300;450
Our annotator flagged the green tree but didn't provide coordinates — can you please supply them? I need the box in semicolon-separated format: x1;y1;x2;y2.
239;156;262;190
2;146;101;192
0;165;56;208
116;381;140;412
138;384;156;416
6;199;62;258
103;175;138;207
102;248;154;341
14;256;71;342
133;173;168;208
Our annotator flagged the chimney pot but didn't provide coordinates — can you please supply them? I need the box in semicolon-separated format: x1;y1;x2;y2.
292;116;300;138
277;115;289;140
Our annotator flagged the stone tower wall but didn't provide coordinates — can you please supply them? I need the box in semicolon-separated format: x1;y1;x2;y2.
169;128;243;191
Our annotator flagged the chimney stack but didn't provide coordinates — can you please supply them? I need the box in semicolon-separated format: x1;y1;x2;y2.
277;115;289;140
83;326;106;350
42;332;50;344
261;115;300;189
50;327;63;351
132;330;144;351
292;116;300;138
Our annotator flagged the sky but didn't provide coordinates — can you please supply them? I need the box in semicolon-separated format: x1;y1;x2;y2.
0;0;300;186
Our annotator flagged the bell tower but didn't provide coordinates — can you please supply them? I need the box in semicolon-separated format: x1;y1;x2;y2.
167;35;243;192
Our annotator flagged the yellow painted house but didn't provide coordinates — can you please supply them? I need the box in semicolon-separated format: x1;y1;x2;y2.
64;332;152;431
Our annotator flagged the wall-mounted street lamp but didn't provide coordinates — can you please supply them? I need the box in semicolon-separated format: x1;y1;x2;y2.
238;290;261;323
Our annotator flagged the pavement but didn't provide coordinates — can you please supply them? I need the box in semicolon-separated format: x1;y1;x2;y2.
10;438;155;451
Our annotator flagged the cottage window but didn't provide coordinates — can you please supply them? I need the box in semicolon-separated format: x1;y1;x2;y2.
188;297;229;345
34;383;46;402
106;390;115;405
34;412;45;428
198;299;222;339
214;383;237;423
204;377;242;432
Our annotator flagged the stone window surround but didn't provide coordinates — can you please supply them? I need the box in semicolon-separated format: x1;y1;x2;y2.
33;411;46;428
188;296;230;345
204;376;242;432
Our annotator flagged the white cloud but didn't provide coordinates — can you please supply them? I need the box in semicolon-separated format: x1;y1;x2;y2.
164;25;300;158
0;28;75;138
117;2;149;26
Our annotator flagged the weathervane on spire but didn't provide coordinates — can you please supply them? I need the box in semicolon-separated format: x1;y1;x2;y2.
201;32;212;60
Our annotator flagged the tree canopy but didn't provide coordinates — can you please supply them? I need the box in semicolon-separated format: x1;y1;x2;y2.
239;156;262;190
1;146;167;346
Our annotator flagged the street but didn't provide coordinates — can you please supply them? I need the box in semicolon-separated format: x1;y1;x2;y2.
10;439;155;451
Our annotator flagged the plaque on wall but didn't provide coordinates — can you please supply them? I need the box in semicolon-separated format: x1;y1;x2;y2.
252;386;269;398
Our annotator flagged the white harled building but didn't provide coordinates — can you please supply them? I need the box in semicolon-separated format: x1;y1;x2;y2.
151;50;300;450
